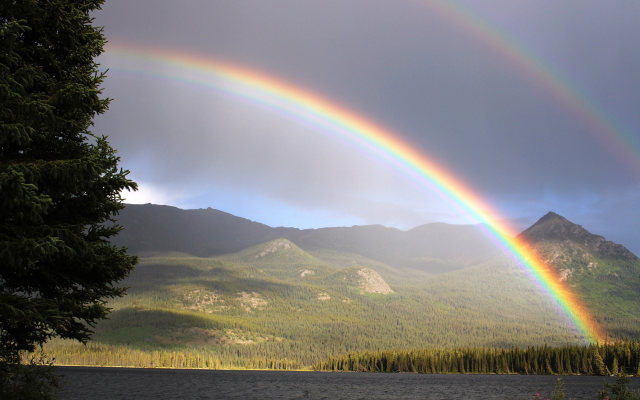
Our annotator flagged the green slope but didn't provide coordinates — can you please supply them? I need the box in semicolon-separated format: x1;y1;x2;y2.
46;249;596;368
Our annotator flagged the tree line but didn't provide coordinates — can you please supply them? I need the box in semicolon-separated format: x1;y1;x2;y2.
42;340;306;370
315;341;640;375
45;340;640;375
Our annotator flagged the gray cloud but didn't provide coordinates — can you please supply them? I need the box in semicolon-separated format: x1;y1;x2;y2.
93;0;640;252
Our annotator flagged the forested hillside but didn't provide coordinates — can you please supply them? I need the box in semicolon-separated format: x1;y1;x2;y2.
43;205;640;370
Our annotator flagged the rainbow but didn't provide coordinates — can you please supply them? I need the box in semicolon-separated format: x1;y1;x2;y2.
422;0;640;177
102;43;606;343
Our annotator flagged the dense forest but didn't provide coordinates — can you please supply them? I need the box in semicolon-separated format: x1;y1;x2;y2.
317;341;640;375
42;340;304;370
43;340;640;376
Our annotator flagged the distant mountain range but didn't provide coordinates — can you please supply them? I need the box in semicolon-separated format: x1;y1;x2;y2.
114;204;640;300
112;203;640;334
50;203;638;369
113;203;500;272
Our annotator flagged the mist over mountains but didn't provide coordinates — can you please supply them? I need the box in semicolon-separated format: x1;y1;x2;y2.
113;204;502;273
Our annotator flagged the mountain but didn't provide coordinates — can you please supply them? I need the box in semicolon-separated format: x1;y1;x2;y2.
519;211;639;273
223;238;318;266
112;204;296;256
114;204;499;273
519;212;640;336
520;212;638;261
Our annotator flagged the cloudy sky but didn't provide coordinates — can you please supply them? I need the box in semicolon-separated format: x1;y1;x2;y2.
93;0;640;253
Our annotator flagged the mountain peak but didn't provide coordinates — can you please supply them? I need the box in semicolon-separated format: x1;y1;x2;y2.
520;212;585;242
537;211;565;222
519;212;637;261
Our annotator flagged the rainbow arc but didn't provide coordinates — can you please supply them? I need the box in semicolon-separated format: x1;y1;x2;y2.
103;43;606;343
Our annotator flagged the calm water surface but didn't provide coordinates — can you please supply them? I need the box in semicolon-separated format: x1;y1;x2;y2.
57;367;639;399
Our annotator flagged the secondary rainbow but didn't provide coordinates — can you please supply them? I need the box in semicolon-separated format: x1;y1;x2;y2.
421;0;640;177
103;43;606;343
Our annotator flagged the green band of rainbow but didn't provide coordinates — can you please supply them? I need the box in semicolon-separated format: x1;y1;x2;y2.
103;43;606;343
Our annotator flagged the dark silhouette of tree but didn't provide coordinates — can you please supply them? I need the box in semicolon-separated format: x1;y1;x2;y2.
0;0;137;384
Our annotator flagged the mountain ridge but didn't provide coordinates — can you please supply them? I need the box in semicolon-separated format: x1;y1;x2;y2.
114;203;500;272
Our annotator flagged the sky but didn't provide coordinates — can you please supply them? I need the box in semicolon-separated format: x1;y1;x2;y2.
93;0;640;253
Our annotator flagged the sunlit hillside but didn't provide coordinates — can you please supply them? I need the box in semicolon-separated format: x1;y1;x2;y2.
42;205;640;369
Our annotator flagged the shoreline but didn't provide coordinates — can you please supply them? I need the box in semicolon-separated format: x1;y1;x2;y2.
53;364;315;372
53;364;635;377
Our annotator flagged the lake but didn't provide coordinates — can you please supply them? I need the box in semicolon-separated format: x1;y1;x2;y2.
57;367;639;399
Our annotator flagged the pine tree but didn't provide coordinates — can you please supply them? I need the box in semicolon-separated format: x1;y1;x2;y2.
593;349;607;376
0;0;137;367
612;357;619;376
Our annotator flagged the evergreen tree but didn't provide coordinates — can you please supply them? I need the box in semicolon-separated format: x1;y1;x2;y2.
0;0;136;367
612;357;620;376
594;348;608;376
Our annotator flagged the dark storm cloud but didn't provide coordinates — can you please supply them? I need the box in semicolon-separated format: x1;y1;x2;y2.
93;0;640;252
